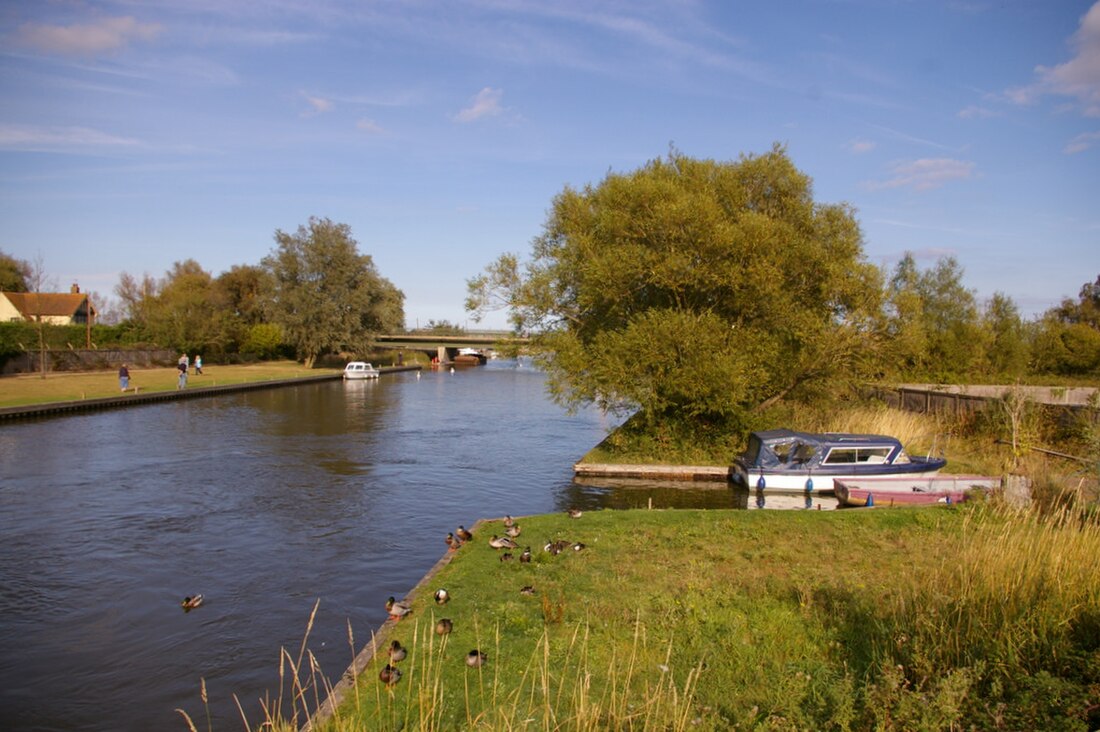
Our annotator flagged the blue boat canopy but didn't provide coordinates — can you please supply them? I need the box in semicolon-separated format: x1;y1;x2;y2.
738;429;911;471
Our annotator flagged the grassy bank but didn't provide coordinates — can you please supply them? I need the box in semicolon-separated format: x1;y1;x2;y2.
254;503;1099;731
0;360;339;408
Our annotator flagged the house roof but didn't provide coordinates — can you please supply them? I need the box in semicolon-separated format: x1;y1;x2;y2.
1;291;96;318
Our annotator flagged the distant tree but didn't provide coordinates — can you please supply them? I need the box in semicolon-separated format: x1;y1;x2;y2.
262;217;405;368
883;253;929;377
1054;273;1100;329
143;260;220;354
1033;274;1100;376
214;264;272;351
114;271;158;330
467;146;883;427
981;292;1028;378
0;249;31;292
419;319;465;335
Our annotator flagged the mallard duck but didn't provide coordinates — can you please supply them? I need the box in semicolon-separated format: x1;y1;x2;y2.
503;515;515;528
181;595;204;610
519;547;532;563
434;588;450;605
572;542;587;552
567;508;583;519
385;596;412;621
456;525;474;542
445;532;462;551
388;640;407;663
499;552;514;562
379;664;402;686
435;618;453;635
544;539;569;555
520;585;536;596
489;535;518;550
505;524;521;538
466;649;486;667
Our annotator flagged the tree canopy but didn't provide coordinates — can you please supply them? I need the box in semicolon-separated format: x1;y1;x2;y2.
467;146;883;427
0;249;31;292
263;217;404;367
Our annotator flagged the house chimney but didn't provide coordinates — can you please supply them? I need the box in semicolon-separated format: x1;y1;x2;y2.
71;283;80;293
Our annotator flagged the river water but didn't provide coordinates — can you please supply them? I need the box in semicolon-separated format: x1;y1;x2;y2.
0;361;750;731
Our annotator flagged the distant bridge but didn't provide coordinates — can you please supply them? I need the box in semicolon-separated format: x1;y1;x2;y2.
373;332;530;363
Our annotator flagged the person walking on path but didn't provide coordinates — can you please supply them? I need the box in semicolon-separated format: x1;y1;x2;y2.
118;363;130;392
194;354;203;375
177;355;188;390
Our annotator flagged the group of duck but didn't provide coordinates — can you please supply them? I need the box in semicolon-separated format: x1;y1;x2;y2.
377;509;586;688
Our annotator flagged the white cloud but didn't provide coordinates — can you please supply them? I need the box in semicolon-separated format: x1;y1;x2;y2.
454;87;504;123
301;94;333;117
847;139;876;154
0;125;141;151
1065;129;1100;153
1006;1;1100;116
866;158;976;191
356;118;384;134
16;16;162;57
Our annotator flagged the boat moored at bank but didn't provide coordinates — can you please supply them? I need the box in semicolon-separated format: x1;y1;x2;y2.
834;474;1001;507
343;361;380;379
731;429;946;495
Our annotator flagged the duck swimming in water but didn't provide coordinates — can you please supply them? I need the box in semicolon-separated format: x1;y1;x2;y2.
385;596;412;621
181;595;203;610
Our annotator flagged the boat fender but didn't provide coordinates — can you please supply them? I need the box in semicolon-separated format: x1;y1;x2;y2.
866;493;874;508
945;495;952;505
756;475;766;491
805;477;814;494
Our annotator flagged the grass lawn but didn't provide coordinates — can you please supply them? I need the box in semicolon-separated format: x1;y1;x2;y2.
0;360;338;408
281;503;1099;731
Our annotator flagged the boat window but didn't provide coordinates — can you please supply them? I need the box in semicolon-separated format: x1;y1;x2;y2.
894;449;911;464
792;443;816;464
772;441;797;463
823;447;894;465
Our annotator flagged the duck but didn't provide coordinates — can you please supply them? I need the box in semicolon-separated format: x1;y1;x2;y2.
499;552;514;562
567;508;583;519
466;649;486;668
385;596;412;621
572;542;587;552
456;525;474;542
181;595;204;610
388;640;407;663
435;618;453;636
520;585;536;596
544;539;570;555
503;515;515;528
489;535;518;550
445;532;462;552
379;664;402;686
519;547;532;563
434;588;450;605
505;524;521;538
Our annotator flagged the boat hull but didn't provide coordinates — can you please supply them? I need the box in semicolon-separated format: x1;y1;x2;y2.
834;475;1001;507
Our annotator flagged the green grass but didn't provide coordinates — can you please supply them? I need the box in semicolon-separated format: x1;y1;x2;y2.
262;503;1100;731
0;360;339;408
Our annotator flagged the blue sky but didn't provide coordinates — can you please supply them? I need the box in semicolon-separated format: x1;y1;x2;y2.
1;1;1098;329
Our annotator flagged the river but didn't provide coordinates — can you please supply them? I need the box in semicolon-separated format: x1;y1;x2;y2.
0;360;746;731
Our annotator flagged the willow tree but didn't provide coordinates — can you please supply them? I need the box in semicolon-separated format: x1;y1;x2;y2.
467;146;883;429
263;217;405;368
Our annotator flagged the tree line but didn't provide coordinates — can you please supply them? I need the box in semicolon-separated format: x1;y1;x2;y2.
2;217;405;368
466;145;1100;431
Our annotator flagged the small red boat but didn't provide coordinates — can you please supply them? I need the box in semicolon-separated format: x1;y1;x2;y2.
834;475;1001;507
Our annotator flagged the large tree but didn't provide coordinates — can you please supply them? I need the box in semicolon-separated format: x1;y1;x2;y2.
467;146;883;427
0;249;31;292
263;217;404;367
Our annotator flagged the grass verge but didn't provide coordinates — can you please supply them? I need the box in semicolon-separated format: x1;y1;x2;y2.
0;360;338;408
248;502;1099;731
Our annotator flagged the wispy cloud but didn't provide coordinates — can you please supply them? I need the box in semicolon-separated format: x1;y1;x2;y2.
847;139;877;154
866;158;977;191
454;87;504;123
356;118;385;134
15;16;162;57
0;124;141;152
1065;129;1100;153
1005;1;1100;116
301;93;334;117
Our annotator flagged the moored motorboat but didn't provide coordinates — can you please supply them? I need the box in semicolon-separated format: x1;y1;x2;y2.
834;475;1001;507
731;429;946;495
343;361;380;379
